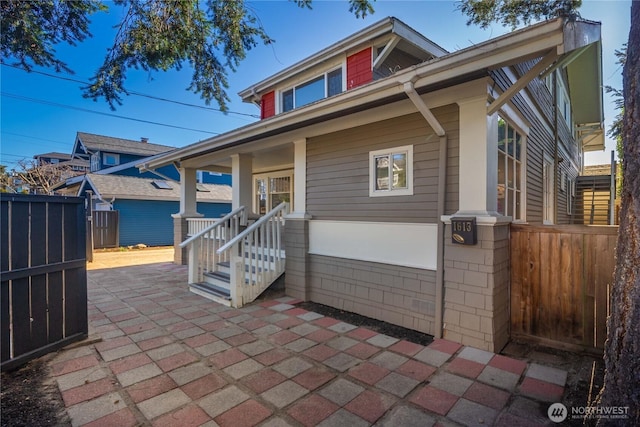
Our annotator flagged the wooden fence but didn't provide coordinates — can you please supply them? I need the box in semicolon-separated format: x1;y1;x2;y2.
93;210;119;249
1;194;88;370
510;224;617;352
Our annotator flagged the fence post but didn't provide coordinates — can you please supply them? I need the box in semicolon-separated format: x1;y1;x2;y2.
85;191;94;262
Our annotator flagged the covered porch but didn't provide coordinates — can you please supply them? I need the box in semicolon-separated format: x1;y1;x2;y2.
146;139;304;308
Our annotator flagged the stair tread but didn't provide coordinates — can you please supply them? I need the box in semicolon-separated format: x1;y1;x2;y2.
204;271;230;281
191;282;231;300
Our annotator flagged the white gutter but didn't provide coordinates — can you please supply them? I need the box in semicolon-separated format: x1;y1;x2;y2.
143;18;598;172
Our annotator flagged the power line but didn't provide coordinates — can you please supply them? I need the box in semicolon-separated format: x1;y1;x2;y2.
1;63;261;119
2;92;221;135
1;131;69;146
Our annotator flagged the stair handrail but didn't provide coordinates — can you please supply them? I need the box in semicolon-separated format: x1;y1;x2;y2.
180;206;246;249
216;202;288;254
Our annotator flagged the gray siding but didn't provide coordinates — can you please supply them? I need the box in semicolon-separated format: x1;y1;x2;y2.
309;255;436;335
492;63;581;225
306;105;459;222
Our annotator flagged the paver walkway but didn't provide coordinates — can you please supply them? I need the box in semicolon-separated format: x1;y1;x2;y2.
49;253;564;426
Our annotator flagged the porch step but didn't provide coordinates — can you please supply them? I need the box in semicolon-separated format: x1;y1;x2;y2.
204;271;231;289
189;282;231;306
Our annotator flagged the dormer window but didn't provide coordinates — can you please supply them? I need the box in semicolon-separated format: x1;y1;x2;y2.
281;68;343;113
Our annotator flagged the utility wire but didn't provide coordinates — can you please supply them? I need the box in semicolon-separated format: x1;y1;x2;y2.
2;131;69;146
1;63;261;119
2;92;220;135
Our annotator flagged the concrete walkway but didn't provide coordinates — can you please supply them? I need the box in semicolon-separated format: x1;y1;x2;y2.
50;250;563;426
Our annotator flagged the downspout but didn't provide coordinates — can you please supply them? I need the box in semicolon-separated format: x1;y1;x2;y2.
403;82;447;339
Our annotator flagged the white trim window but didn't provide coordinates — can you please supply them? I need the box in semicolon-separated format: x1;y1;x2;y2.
497;117;524;220
281;67;342;112
103;153;120;166
567;177;575;215
90;153;100;172
369;145;413;197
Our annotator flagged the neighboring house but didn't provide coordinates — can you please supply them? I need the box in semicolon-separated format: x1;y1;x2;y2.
141;17;604;352
60;132;233;247
71;132;179;178
74;174;232;246
35;152;90;173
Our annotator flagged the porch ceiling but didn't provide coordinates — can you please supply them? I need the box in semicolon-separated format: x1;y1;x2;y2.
180;143;294;173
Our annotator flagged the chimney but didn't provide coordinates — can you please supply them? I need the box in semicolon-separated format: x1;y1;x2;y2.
140;137;149;143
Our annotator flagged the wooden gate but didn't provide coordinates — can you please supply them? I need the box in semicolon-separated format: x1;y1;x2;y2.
1;194;88;370
510;224;617;352
93;210;119;249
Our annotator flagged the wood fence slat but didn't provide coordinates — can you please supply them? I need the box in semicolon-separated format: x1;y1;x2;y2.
1;202;8;273
1;281;10;362
47;271;64;343
510;224;616;352
510;229;523;334
570;233;584;344
31;203;47;267
48;204;63;264
11;278;31;357
30;274;48;350
64;268;87;337
10;202;29;270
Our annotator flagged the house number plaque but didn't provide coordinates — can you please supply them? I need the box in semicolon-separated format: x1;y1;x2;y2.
451;217;477;245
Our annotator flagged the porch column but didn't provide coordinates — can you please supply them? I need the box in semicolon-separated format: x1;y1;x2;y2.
231;154;253;216
456;95;499;216
172;167;202;265
285;138;311;301
290;138;308;218
439;93;510;352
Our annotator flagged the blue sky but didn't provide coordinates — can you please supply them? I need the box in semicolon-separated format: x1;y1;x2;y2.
0;0;631;171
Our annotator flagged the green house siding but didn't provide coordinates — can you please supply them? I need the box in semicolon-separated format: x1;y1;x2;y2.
113;200;230;246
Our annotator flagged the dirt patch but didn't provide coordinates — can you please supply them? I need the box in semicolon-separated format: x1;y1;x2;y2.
503;339;605;426
1;356;71;427
299;301;434;346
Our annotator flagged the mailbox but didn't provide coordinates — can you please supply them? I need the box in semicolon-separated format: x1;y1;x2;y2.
451;217;477;245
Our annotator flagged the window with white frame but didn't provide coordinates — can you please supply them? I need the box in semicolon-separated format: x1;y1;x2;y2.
281;68;342;112
369;145;413;197
567;177;575;215
90;153;100;171
558;78;572;130
497;117;524;220
103;153;119;166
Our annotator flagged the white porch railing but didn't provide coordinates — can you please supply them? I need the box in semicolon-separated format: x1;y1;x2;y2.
187;218;224;237
180;206;246;284
216;202;288;307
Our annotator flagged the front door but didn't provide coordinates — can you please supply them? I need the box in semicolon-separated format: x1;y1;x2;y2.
254;171;293;214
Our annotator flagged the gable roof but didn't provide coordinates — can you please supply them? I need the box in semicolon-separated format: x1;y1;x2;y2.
81;174;231;203
34;152;72;160
144;17;604;171
238;16;448;103
73;132;176;157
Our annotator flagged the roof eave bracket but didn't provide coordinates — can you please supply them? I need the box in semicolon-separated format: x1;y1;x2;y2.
373;35;400;70
487;49;559;116
403;81;446;137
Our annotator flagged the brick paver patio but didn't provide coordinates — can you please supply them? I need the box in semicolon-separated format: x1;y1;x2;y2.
47;251;564;426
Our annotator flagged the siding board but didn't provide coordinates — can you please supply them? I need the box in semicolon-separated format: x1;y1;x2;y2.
307;105;459;222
